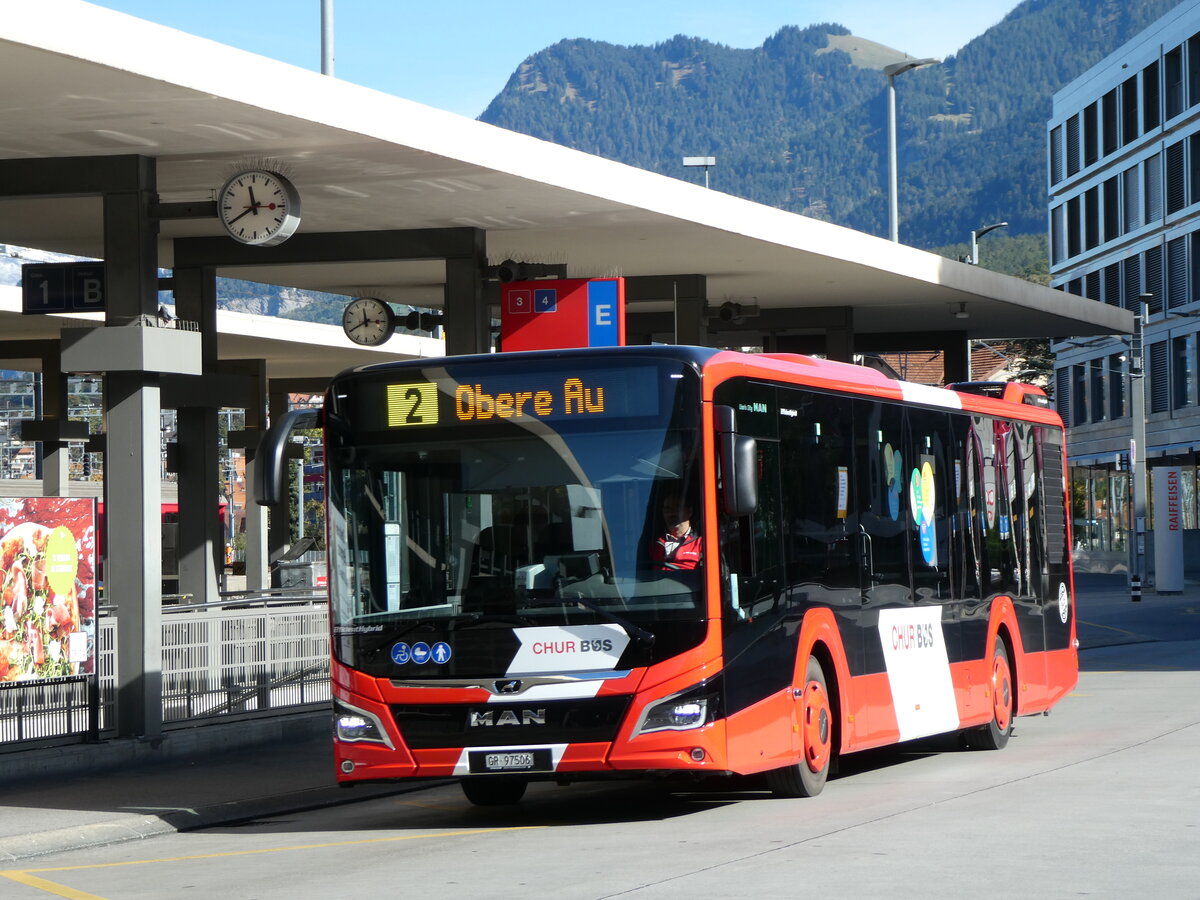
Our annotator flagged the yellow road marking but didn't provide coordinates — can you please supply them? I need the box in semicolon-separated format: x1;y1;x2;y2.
1;826;543;898
0;870;105;899
1076;618;1145;639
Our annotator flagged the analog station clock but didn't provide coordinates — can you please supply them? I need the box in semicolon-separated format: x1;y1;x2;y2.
342;297;396;347
218;169;302;246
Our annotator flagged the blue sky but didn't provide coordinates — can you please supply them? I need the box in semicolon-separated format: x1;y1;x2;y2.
89;1;1020;118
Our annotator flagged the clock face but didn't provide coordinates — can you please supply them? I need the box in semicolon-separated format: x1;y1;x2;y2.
342;298;396;347
218;169;302;246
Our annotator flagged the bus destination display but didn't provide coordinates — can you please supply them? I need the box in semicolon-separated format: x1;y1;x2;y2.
384;366;660;428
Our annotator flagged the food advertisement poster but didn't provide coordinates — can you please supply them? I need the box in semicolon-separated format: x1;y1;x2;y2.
0;497;97;682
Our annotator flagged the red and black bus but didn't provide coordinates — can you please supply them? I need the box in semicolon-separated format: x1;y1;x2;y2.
256;346;1077;804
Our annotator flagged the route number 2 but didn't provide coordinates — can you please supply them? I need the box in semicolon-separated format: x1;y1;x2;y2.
386;382;439;427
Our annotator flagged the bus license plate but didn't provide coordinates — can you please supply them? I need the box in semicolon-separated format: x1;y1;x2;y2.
468;749;552;773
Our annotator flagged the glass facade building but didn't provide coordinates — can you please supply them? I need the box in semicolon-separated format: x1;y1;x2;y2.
1049;1;1200;573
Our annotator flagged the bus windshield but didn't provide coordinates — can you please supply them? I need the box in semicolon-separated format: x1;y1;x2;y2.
324;357;706;674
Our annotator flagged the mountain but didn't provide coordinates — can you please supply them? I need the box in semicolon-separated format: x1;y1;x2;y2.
479;0;1183;249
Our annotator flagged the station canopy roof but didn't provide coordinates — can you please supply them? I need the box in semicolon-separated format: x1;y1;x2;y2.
0;0;1131;358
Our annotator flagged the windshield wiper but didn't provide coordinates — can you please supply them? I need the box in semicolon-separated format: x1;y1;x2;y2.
526;596;655;647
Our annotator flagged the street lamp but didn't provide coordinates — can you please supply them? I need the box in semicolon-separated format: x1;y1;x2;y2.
967;221;1008;265
682;156;716;189
1128;293;1150;600
883;57;940;242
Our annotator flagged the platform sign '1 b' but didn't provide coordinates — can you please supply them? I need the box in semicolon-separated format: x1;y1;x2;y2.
500;277;625;352
21;261;107;314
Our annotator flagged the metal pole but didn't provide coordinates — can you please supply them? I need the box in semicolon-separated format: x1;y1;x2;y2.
320;0;334;76
969;231;980;265
1130;299;1148;599
296;458;304;542
887;73;899;242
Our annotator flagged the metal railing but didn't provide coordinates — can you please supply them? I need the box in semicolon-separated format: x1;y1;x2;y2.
3;589;331;749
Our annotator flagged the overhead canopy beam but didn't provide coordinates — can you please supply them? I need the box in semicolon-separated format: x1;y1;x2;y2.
173;228;485;268
0;154;155;196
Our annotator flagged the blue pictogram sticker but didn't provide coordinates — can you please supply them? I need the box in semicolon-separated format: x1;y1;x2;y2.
390;642;411;665
431;642;452;664
534;289;558;313
411;642;432;664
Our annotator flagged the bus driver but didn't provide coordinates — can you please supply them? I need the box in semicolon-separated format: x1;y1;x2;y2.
651;493;702;571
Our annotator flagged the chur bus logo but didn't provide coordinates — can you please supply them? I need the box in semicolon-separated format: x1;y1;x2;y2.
469;709;546;727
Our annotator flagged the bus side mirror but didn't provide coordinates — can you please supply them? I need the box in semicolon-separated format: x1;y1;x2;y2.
253;408;321;506
716;405;758;517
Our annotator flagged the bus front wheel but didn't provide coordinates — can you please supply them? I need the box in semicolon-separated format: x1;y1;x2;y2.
461;776;528;806
970;636;1013;751
766;655;833;798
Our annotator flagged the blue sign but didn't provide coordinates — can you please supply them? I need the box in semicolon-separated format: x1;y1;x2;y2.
390;642;411;664
411;642;432;665
534;289;558;313
587;280;619;347
431;642;452;664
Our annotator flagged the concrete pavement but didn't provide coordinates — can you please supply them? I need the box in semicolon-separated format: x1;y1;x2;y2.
1;574;1196;864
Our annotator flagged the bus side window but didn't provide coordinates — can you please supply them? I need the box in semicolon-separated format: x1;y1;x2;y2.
908;408;954;603
856;399;911;605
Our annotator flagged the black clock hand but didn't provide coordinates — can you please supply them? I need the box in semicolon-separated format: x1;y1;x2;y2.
247;185;260;213
226;205;256;226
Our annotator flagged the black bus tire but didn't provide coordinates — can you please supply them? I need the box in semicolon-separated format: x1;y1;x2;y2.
461;776;528;806
971;635;1014;751
766;655;833;798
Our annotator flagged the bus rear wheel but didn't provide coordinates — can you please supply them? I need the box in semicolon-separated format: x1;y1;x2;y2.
971;636;1013;751
766;655;832;798
461;776;528;806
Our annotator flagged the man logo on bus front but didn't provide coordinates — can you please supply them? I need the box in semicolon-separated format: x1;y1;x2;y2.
495;679;522;694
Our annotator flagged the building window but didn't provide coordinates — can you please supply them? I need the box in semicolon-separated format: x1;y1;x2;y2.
1102;87;1119;157
1144;60;1161;132
1072;363;1088;424
1145;244;1164;313
1124;164;1142;232
1051;204;1066;264
1104;262;1122;306
1086;269;1101;301
1168;236;1188;309
1056;368;1071;426
1083;101;1099;167
1167;139;1186;214
1103;176;1120;242
1173;333;1197;409
1145;152;1163;224
1085;186;1100;250
1149;340;1169;414
1123;255;1142;310
1190;33;1200;108
1191;134;1200;205
1191;231;1200;303
1066;113;1081;177
1122;75;1140;144
1067;195;1081;258
1050;125;1064;185
1089;359;1107;422
1109;352;1127;420
1166;45;1184;119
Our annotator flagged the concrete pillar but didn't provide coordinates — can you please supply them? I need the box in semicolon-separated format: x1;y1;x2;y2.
673;297;709;346
103;159;164;739
443;230;488;355
40;347;70;496
943;333;970;383
243;455;270;591
172;266;221;605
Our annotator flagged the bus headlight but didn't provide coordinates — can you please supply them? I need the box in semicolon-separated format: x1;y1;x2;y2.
635;685;717;735
333;699;394;748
